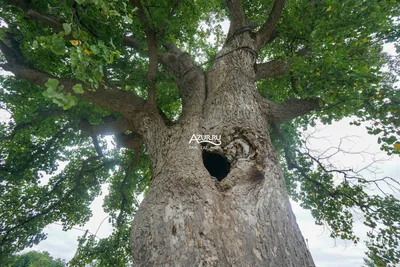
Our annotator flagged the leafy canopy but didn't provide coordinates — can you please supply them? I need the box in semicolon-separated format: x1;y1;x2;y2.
0;0;399;266
7;250;66;267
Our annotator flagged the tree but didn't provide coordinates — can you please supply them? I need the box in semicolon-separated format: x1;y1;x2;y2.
8;250;65;267
0;0;399;266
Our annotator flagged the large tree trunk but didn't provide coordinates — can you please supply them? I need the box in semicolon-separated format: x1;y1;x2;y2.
130;32;315;266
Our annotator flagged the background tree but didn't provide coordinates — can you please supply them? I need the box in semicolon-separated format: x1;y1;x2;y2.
7;251;65;267
0;0;399;266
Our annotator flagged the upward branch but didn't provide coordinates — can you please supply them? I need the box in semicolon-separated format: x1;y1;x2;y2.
255;0;286;50
226;0;248;38
131;0;158;106
160;44;205;119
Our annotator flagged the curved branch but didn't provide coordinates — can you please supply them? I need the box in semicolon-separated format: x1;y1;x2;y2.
255;0;286;50
255;60;290;81
0;39;145;117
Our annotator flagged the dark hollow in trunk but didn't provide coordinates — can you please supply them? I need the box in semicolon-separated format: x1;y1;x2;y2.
202;150;231;181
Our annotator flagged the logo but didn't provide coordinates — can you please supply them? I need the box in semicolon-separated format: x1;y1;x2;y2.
189;134;221;148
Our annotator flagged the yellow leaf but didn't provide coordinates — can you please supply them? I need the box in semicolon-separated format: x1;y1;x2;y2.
328;14;332;18
316;72;321;76
327;5;332;11
70;40;82;46
354;82;358;86
84;48;93;55
312;192;316;197
394;143;400;151
376;113;380;117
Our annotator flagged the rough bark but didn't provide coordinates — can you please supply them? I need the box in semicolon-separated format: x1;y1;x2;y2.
130;31;316;267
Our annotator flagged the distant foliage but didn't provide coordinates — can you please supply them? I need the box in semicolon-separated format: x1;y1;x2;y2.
8;251;65;267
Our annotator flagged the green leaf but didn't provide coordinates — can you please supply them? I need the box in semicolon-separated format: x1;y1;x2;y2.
50;35;65;55
108;10;120;16
122;15;133;24
63;94;78;110
72;84;84;94
62;23;71;35
45;78;59;90
51;97;66;107
32;40;38;49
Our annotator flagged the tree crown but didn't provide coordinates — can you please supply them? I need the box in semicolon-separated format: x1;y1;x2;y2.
0;0;399;265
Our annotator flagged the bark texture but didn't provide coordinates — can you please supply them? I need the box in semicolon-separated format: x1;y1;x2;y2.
130;31;315;267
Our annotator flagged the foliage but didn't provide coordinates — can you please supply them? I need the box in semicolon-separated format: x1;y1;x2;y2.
7;250;66;267
0;0;399;266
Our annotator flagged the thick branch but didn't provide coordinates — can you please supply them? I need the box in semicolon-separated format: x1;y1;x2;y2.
0;41;145;117
261;98;320;122
159;44;197;77
226;0;248;38
27;9;62;30
79;117;142;149
255;0;286;50
6;0;62;31
160;43;205;118
254;60;290;81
